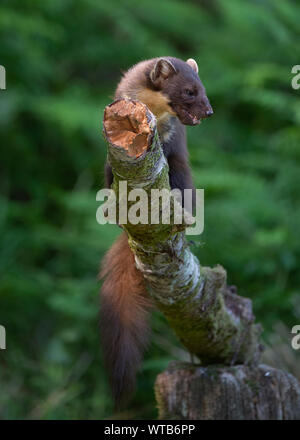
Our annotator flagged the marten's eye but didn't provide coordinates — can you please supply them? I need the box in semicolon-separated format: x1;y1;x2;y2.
184;89;194;97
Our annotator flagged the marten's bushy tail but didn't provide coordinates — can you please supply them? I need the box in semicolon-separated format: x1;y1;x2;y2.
99;232;151;407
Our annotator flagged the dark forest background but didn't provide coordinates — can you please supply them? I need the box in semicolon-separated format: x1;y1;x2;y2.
0;0;300;419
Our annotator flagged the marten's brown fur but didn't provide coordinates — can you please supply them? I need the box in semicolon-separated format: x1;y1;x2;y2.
100;233;150;406
100;57;213;407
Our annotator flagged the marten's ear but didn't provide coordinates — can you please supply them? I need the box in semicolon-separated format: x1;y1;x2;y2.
150;58;177;85
186;58;199;74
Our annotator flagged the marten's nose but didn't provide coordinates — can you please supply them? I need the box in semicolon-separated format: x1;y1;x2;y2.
206;108;214;117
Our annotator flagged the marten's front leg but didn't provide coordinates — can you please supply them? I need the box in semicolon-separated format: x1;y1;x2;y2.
167;154;196;212
105;162;114;188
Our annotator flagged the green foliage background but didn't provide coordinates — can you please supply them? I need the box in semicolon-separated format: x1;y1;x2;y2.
0;0;300;419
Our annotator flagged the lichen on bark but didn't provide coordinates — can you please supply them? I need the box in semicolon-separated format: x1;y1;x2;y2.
103;98;262;366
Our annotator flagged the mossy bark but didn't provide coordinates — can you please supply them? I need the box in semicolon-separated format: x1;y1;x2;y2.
103;98;262;366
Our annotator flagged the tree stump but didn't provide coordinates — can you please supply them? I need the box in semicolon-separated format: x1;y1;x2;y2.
155;362;300;420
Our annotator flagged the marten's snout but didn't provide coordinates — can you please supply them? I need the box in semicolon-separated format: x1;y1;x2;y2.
200;98;213;119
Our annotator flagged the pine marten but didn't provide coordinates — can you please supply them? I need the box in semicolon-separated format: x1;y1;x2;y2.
100;57;213;407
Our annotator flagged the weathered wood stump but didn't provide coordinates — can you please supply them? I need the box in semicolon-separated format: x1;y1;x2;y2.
155;362;300;420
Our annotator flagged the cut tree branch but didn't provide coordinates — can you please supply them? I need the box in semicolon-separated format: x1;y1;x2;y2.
103;98;262;366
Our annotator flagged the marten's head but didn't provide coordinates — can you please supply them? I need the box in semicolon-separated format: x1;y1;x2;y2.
148;57;213;126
